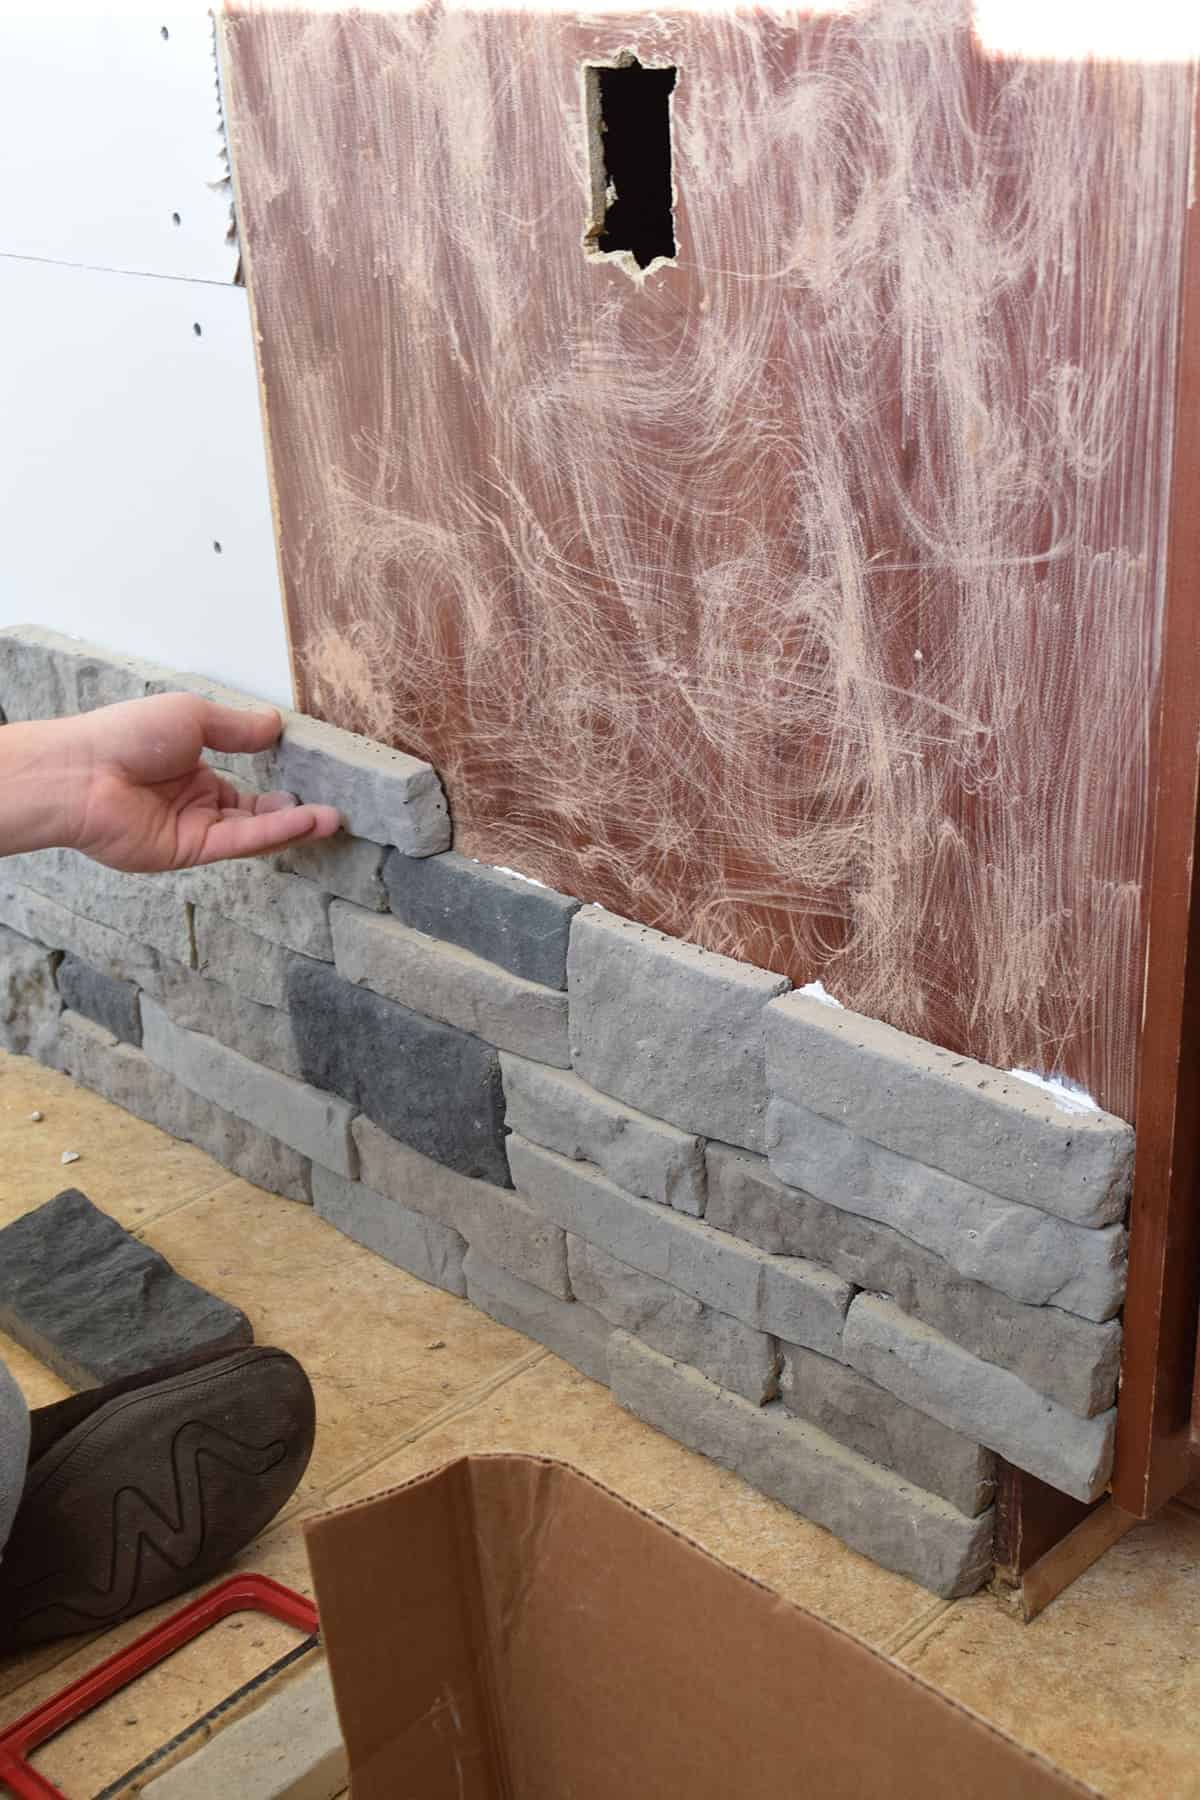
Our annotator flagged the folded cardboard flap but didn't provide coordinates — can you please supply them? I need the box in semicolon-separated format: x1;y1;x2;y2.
304;1455;1092;1800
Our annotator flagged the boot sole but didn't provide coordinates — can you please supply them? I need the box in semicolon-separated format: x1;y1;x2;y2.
0;1347;315;1650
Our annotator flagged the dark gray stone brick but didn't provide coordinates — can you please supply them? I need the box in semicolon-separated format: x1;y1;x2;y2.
56;954;142;1046
0;1189;253;1386
289;959;510;1187
384;850;579;989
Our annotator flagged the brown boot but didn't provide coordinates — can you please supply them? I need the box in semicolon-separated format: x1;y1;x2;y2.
0;1346;314;1651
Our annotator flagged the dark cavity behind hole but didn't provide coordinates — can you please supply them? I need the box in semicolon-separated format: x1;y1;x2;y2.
593;61;677;271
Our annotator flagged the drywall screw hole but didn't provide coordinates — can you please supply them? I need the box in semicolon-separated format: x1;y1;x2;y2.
212;540;223;555
193;322;202;337
171;211;182;227
161;25;169;40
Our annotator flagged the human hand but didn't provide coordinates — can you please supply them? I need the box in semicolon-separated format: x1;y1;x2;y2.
35;693;341;873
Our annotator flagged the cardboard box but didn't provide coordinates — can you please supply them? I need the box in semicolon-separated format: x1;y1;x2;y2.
305;1455;1092;1799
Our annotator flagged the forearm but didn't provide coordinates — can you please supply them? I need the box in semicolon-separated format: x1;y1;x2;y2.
0;717;87;858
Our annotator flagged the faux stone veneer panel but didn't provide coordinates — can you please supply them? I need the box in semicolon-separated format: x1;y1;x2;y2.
508;1135;851;1354
767;1098;1126;1322
609;1335;993;1599
0;1188;253;1386
289;958;511;1187
766;991;1133;1228
332;903;570;1067
501;1052;707;1216
384;849;580;989
567;908;789;1152
57;1012;312;1204
842;1297;1117;1504
706;1144;1121;1418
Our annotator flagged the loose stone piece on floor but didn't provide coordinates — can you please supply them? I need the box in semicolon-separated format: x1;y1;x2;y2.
0;1188;253;1386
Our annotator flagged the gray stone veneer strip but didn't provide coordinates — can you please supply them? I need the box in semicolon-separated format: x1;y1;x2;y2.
55;955;142;1046
842;1296;1117;1503
0;924;61;1059
3;850;192;965
144;668;450;855
179;861;332;960
352;1117;568;1297
155;963;304;1080
56;1012;311;1203
567;907;790;1153
0;624;156;718
141;997;355;1175
779;1342;995;1517
0;882;166;995
608;1335;993;1598
288;960;510;1187
567;1236;779;1405
278;835;388;911
705;1144;1121;1417
193;910;297;1010
765;991;1133;1228
508;1136;851;1354
310;1165;466;1297
332;903;569;1067
501;1053;707;1217
766;1098;1126;1323
463;1248;612;1384
384;849;580;989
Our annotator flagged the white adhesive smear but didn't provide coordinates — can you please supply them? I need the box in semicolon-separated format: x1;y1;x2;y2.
491;864;549;890
1009;1069;1101;1116
798;980;844;1010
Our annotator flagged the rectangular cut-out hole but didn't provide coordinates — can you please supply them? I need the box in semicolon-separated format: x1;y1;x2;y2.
585;58;677;272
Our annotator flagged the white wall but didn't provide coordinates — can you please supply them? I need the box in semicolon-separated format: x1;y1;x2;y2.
0;7;292;706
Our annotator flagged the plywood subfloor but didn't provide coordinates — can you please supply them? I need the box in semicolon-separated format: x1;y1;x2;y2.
0;1049;1195;1797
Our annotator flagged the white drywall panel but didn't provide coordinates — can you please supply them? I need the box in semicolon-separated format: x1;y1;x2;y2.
0;8;237;282
0;255;292;705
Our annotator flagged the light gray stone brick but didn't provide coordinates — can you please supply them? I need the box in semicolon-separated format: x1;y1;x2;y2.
767;1098;1126;1323
352;1117;568;1297
311;1165;466;1296
567;1236;779;1404
567;908;789;1152
706;1143;1121;1417
765;991;1132;1228
780;1342;994;1516
57;1012;311;1202
193;910;296;1009
179;862;331;960
278;834;388;911
0;924;61;1058
0;624;159;719
144;669;450;855
141;1661;346;1800
501;1053;706;1216
332;904;569;1067
608;1334;993;1598
0;882;166;994
508;1136;851;1354
4;850;192;965
141;997;355;1175
463;1247;612;1383
384;850;579;988
155;962;303;1080
842;1295;1117;1503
